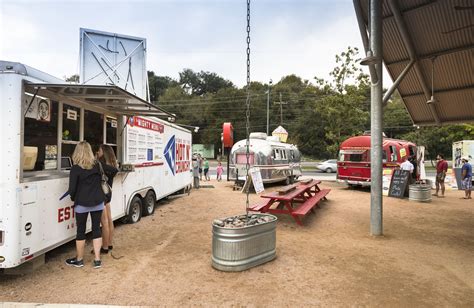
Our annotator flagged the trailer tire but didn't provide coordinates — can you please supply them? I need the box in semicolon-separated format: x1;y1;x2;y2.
142;190;156;216
126;196;142;224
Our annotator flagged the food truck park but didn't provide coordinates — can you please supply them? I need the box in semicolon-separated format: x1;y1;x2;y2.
1;0;473;307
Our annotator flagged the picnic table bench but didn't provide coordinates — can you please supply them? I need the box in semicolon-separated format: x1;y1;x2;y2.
249;179;331;226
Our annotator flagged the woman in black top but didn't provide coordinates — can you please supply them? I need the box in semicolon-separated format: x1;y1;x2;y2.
65;141;105;269
96;144;119;254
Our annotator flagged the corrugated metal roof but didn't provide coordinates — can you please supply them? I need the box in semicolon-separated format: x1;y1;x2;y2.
356;0;474;126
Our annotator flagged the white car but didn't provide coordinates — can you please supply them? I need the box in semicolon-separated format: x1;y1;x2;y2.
316;159;337;173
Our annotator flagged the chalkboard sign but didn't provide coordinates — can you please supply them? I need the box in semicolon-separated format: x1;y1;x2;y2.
388;169;411;198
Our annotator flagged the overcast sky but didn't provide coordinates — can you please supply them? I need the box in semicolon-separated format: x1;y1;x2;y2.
0;0;389;87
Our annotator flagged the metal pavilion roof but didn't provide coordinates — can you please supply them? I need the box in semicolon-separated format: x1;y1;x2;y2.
354;0;474;126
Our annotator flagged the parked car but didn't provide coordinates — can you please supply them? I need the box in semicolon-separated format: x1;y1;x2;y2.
317;159;338;173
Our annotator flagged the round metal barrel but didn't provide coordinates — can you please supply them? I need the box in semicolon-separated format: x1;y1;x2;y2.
409;184;432;202
212;214;277;272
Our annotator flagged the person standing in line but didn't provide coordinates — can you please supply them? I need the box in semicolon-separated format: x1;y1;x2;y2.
216;161;224;182
65;141;105;269
400;156;414;174
95;145;119;254
192;156;200;189
197;154;203;180
400;156;415;186
460;157;472;199
203;158;210;181
433;153;448;198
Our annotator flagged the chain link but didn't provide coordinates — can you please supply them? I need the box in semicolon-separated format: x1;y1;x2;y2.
245;0;251;216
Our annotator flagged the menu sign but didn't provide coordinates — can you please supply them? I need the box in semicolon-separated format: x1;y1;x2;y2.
127;117;164;164
388;169;410;198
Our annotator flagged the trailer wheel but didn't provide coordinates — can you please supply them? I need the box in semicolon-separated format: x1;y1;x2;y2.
126;196;142;224
143;190;156;216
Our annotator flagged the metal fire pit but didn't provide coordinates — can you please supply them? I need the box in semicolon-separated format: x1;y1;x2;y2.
212;214;277;272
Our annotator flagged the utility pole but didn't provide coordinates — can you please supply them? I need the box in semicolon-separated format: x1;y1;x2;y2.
273;93;287;125
266;79;272;135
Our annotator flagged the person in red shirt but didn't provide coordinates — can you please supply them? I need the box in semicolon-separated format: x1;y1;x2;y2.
433;153;448;198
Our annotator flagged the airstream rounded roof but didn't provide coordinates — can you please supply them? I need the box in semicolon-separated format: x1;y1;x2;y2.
232;136;299;151
340;135;415;149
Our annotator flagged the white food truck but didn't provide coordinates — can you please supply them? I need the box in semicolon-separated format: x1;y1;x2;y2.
0;61;192;270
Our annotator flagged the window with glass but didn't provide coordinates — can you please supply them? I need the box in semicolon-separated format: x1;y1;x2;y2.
106;116;118;145
62;104;81;142
389;145;398;161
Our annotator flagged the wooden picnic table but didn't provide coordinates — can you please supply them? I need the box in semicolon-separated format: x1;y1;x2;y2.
250;179;330;226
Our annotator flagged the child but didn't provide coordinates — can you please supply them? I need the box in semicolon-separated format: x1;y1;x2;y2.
216;161;224;182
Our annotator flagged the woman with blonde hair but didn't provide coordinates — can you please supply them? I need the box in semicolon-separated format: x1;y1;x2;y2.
65;141;105;269
95;144;118;254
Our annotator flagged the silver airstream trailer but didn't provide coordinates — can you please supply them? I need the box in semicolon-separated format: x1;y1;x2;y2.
229;132;302;184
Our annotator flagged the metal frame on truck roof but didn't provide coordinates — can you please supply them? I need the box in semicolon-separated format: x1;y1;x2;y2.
25;83;173;118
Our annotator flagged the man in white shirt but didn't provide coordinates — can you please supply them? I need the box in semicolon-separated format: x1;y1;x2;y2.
400;156;414;174
400;156;415;194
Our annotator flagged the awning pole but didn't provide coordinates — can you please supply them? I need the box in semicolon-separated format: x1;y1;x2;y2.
370;0;383;236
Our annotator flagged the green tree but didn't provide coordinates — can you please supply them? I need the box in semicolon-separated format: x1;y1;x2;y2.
148;71;178;102
64;74;79;83
179;69;234;96
383;91;415;138
401;124;474;159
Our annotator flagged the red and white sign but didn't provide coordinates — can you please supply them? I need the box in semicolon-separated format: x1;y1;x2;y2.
128;116;164;133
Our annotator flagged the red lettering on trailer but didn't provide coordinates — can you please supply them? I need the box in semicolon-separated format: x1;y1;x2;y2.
58;205;75;223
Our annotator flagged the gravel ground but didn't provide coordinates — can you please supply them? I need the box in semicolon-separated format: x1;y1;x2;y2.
0;180;473;307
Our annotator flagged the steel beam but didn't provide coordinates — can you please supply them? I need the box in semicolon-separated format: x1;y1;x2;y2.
353;0;378;83
386;44;474;66
402;85;473;99
369;0;383;236
388;0;441;125
383;0;438;20
383;60;415;104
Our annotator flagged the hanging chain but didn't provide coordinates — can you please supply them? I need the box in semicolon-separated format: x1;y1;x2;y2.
245;0;251;217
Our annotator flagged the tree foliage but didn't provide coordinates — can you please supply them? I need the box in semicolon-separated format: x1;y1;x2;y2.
147;47;472;159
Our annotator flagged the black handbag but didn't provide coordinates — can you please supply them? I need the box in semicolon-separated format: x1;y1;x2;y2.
97;161;112;196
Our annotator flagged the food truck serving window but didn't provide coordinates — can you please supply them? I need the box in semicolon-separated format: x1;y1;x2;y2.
23;99;59;171
84;110;104;152
62;104;80;142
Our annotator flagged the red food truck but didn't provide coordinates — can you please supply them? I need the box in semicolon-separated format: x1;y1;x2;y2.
337;134;417;186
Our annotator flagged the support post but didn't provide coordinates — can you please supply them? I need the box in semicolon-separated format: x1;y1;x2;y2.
226;149;230;182
369;0;383;236
266;81;271;135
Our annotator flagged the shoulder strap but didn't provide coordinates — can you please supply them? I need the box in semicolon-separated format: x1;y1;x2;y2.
97;160;105;176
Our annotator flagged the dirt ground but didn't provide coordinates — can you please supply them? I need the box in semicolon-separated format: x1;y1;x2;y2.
1;179;473;307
